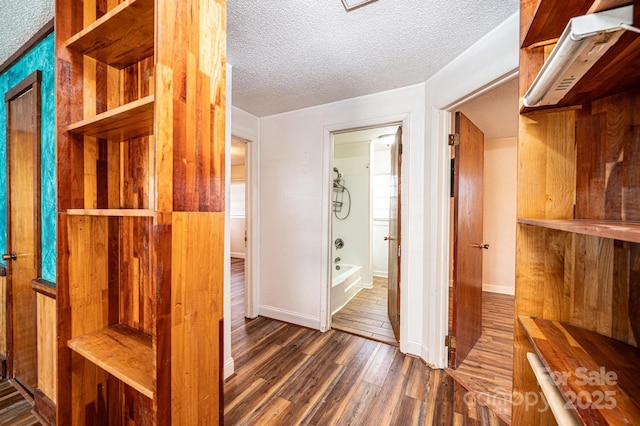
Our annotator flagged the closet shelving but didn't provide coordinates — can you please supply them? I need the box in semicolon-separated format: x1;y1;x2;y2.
514;0;640;424
55;0;226;424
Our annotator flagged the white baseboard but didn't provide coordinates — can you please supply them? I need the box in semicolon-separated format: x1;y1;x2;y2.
483;283;515;296
230;252;246;259
223;357;235;380
257;305;321;330
372;270;388;278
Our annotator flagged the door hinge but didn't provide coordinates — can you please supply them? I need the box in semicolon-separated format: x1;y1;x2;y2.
445;335;457;349
448;133;460;146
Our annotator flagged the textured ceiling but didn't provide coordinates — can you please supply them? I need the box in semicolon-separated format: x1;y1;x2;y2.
228;0;519;117
0;0;53;66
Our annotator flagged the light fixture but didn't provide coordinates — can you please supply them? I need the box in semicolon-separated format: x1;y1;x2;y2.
523;5;637;107
341;0;378;12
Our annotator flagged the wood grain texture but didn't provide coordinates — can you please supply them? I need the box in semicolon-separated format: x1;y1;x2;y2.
332;276;398;345
0;277;5;358
520;0;591;47
520;317;640;425
171;212;224;425
67;324;153;398
36;292;57;403
155;0;226;213
66;95;154;140
0;380;39;425
228;259;508;426
451;112;484;368
66;0;154;69
519;218;640;243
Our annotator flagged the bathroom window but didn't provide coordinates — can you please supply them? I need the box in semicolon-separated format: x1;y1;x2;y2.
372;174;391;220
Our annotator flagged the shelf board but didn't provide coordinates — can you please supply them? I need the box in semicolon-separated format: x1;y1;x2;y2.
65;0;154;69
518;218;640;243
66;95;154;140
66;209;155;217
519;316;640;425
67;324;153;399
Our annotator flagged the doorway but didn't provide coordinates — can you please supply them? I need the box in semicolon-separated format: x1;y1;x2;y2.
230;137;249;315
446;78;518;422
329;124;400;345
4;71;42;394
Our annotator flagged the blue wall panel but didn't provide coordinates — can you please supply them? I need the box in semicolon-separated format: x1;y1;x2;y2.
0;33;56;283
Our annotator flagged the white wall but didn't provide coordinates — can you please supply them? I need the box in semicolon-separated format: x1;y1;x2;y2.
483;138;517;295
333;143;371;286
258;84;425;354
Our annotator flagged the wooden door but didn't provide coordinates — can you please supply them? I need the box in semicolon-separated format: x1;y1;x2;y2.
450;112;485;368
5;72;41;392
387;127;402;341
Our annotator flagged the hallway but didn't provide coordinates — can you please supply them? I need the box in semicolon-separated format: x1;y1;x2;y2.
225;258;508;425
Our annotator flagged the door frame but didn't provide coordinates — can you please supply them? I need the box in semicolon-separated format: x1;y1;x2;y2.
418;12;520;369
321;115;408;341
4;70;42;388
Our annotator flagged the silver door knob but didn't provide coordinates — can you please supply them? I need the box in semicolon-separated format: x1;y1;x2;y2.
473;243;489;249
384;236;396;241
2;252;17;261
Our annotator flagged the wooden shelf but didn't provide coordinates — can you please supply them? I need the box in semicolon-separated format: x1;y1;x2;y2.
65;0;154;69
518;218;640;243
67;324;153;399
519;316;640;425
66;95;154;140
66;209;155;217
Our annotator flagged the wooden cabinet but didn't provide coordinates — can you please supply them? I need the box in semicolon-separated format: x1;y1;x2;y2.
515;0;640;425
54;0;226;424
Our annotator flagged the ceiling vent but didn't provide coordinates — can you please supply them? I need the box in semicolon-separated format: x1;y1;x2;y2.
341;0;378;12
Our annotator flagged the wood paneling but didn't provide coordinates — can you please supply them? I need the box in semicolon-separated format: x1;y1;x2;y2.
36;292;57;403
171;212;224;424
0;380;39;425
516;2;640;423
155;0;226;213
0;277;5;359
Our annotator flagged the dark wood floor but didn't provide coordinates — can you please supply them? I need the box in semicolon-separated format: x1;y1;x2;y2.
226;258;508;425
331;276;397;345
448;291;515;424
0;380;38;425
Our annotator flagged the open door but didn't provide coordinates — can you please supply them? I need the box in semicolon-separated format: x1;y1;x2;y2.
387;127;402;341
4;72;41;392
449;112;486;368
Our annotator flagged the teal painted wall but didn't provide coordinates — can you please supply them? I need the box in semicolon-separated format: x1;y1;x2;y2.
0;32;56;283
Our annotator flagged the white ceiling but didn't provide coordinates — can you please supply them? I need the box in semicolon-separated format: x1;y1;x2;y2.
227;0;519;117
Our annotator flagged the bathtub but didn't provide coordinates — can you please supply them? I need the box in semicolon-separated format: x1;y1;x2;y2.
331;264;363;315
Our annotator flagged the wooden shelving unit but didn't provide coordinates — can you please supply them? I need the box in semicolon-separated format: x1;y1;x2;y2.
67;325;153;398
514;0;640;425
518;218;640;243
66;95;154;140
520;317;640;424
55;0;226;424
65;0;154;69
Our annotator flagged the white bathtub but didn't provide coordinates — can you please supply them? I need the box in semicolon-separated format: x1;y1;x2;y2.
331;264;363;315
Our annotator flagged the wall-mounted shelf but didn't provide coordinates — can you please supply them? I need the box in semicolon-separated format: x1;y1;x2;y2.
65;0;154;69
67;324;153;399
519;316;640;425
66;95;154;140
66;209;156;217
518;218;640;243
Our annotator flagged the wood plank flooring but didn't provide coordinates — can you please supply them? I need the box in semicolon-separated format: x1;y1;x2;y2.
448;291;515;424
0;380;39;425
226;258;509;425
331;276;397;345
